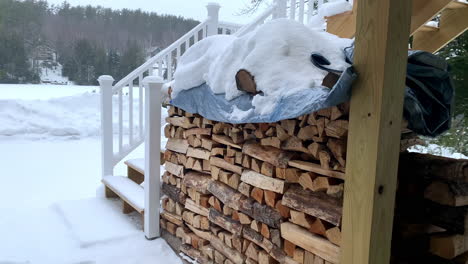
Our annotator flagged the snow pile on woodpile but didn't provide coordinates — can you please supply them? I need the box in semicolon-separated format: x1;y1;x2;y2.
172;19;352;115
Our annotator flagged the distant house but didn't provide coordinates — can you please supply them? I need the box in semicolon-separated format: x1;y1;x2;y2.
32;45;57;62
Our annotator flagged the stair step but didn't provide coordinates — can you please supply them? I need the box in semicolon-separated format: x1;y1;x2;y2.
102;176;145;214
125;158;145;175
447;0;468;9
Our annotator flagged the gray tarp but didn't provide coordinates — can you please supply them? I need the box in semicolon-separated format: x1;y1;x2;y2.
172;47;453;137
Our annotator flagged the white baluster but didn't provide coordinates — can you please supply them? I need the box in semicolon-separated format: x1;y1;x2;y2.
167;54;173;80
318;0;324;9
98;75;114;179
128;81;134;145
118;89;123;153
138;74;144;139
195;30;199;43
222;28;227;35
158;61;163;77
143;76;163;239
185;39;190;53
290;0;296;20
299;0;305;23
206;3;220;36
176;47;181;65
274;0;287;18
308;0;315;23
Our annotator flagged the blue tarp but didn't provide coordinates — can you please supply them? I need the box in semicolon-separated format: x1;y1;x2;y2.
172;46;453;137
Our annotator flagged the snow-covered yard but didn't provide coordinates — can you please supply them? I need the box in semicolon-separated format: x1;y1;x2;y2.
0;84;180;264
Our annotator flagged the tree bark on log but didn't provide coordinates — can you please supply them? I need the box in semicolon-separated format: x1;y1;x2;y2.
209;208;243;235
236;69;258;95
243;141;295;168
183;171;213;195
162;183;186;204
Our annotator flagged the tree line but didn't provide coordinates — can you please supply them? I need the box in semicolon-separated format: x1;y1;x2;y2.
0;0;199;84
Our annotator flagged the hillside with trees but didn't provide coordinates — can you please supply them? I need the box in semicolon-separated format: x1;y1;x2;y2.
0;0;198;84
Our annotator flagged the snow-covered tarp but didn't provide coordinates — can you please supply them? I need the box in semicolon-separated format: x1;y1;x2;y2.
171;19;453;137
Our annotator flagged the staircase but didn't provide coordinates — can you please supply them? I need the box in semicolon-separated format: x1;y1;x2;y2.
97;0;468;240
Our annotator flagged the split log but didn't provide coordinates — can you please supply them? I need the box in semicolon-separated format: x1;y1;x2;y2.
210;235;246;264
183;171;212;194
282;137;309;153
281;222;340;264
282;185;342;226
293;248;305;264
184;128;212;138
210;157;243;175
180;244;211;264
298;172;317;191
246;242;260;261
327;139;346;167
208;181;282;228
162;183;186;204
243;142;295;168
165;161;184;178
275;200;291;219
251;187;265;204
297;126;319;141
324;120;348;138
185;198;209;217
161;211;183;226
166;138;189;154
430;233;468;260
239;182;253;197
325;227;341;246
424;181;468;207
166;116;197;129
187;147;211;160
264;190;278;208
212;134;243;149
241;170;286;194
288;160;345;180
209;208;243;235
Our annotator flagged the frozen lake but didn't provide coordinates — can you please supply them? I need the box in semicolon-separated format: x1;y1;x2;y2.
0;84;98;100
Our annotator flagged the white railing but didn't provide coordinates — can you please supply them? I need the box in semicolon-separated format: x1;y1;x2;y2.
98;0;334;239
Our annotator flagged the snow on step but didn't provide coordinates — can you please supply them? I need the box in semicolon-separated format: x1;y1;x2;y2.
55;197;140;247
125;158;145;175
102;176;144;213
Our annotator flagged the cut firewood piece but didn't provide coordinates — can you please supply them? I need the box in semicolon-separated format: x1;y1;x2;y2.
161;211;183;226
236;69;258;95
192;159;203;172
281;222;340;264
246;242;261;262
293;247;305;264
288;160;345;180
183;171;212;194
166;116;196;129
211;147;226;157
285;168;301;183
275;200;291;219
276;168;286;180
223;205;234;216
251;187;265;204
297;126;319;141
251;158;262;173
282;137;309;153
166;138;189;154
208;180;282;228
243;142;295;169
318;151;332;170
326;184;344;198
309;218;328;237
275;124;290;141
162;183;186;204
424;181;468;207
187;147;211;160
184;127;212;138
235;152;244;164
327;139;347;167
188;135;202;148
239;182;253;197
284;240;296;257
299;172;317;191
325;227;341;246
281;120;297;136
330;106;344;121
265;127;276;137
261;137;281;149
251;220;262;232
261;162;275;178
212;134;243;149
209;208;243;234
282;185;342;226
210;157;243;175
243;155;252;169
241;170;286;194
312;177;333;192
185;198;209;217
259;250;276;264
202;138;219;151
290;210;314;229
211;235;246;264
264;190;278;208
430;233;468;260
324;120;348;138
303;250;315;264
239;212;253;225
228;173;241;190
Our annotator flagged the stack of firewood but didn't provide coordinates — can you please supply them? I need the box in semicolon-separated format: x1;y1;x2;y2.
158;103;449;264
392;152;468;264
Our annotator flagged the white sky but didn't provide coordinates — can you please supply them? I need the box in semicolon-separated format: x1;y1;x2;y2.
45;0;270;24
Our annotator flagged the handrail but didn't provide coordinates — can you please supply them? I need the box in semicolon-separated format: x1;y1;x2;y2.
235;5;277;37
112;20;209;93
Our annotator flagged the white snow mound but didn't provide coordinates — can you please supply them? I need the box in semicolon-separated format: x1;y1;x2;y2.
172;19;352;115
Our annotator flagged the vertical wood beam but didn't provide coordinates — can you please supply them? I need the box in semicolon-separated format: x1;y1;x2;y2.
340;0;412;263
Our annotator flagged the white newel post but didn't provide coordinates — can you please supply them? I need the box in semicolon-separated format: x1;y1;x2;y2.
98;75;115;179
274;0;288;19
206;2;220;36
143;76;163;239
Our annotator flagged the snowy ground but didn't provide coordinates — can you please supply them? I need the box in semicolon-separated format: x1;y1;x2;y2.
0;84;180;264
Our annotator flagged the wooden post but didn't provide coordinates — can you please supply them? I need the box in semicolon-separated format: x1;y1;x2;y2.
340;0;412;263
98;75;114;179
143;76;164;239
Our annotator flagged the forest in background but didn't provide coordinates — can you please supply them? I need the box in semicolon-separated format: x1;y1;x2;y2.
0;0;198;84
